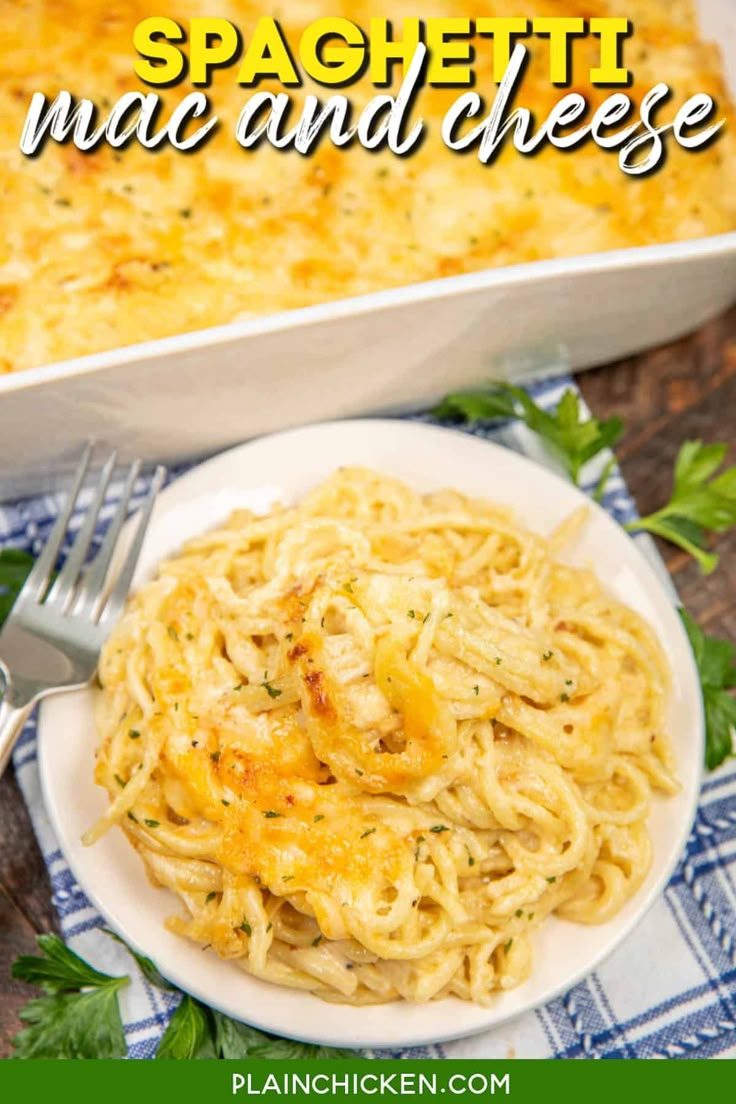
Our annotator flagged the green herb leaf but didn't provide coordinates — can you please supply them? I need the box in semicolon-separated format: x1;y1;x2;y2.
434;384;623;485
156;995;354;1060
103;930;176;992
210;1009;351;1059
12;934;124;995
156;995;218;1059
432;388;518;423
593;455;617;504
11;935;127;1059
12;987;127;1059
0;549;35;626
626;441;736;574
679;610;736;770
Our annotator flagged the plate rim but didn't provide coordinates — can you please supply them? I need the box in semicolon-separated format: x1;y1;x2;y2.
37;417;705;1050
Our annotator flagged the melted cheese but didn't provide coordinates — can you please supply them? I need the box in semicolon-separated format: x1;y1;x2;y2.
1;0;735;374
87;467;678;1005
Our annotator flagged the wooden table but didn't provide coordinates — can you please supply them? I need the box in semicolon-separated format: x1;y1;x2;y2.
1;308;735;1057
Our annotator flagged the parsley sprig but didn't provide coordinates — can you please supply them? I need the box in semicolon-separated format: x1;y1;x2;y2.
0;549;35;624
11;932;352;1059
157;994;349;1059
436;388;736;574
11;934;128;1058
679;610;736;770
433;383;623;485
625;442;736;575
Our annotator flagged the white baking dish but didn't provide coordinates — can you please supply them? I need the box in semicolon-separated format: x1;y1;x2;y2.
1;0;735;499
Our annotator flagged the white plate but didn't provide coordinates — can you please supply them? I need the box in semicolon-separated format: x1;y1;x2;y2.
38;420;704;1050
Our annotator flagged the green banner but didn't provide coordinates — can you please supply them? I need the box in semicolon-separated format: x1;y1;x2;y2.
0;1058;732;1100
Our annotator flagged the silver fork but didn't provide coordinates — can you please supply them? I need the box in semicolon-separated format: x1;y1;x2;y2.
0;445;166;777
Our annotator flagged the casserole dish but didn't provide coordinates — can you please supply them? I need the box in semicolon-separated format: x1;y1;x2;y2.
1;0;735;499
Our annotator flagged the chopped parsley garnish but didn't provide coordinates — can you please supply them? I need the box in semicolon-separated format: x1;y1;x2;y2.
313;814;325;823
360;827;376;839
240;922;251;936
312;935;323;946
429;825;449;834
205;892;217;905
261;678;282;699
144;819;159;828
546;876;557;883
210;751;220;763
542;650;553;661
128;729;140;740
263;811;282;818
167;626;178;641
473;685;479;696
560;693;570;702
114;774;126;788
504;939;513;954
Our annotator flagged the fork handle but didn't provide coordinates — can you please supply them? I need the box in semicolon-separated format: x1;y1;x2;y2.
0;695;34;778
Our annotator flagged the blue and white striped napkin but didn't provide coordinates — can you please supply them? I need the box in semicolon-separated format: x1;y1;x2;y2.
5;374;736;1059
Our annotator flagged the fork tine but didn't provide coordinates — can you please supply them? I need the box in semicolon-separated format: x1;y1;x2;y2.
17;443;93;606
99;465;166;628
74;459;142;622
45;450;117;613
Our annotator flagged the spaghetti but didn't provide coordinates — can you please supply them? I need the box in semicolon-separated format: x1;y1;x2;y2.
87;468;677;1005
